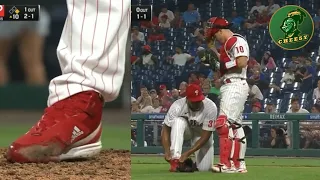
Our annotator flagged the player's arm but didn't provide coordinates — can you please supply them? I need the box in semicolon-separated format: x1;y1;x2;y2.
161;103;180;154
235;56;248;68
212;48;220;59
186;54;194;61
223;37;248;70
184;129;213;157
184;102;217;157
161;124;171;154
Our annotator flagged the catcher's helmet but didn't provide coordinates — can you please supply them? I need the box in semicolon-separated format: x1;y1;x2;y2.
205;17;233;39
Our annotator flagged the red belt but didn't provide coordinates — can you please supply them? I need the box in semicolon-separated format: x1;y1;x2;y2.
224;78;245;84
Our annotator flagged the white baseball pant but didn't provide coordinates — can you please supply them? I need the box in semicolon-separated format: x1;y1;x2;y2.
47;0;131;106
219;79;249;124
219;79;249;169
170;117;214;171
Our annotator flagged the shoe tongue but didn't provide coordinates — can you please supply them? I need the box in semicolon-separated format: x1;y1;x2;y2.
32;116;58;134
54;103;65;109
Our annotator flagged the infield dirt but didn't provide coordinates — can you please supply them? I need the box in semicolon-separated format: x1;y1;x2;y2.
0;148;130;180
0;109;130;180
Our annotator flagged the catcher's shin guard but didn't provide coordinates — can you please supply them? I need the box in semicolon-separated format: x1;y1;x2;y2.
230;125;247;169
214;115;233;167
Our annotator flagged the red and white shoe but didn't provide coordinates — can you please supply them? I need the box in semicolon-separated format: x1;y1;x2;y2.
169;159;179;172
5;91;103;163
211;163;236;173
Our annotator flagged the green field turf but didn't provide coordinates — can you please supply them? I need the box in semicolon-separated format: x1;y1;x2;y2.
0;125;130;150
132;156;320;180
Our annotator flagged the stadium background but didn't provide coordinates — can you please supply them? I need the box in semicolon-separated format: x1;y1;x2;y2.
130;0;320;150
0;0;130;153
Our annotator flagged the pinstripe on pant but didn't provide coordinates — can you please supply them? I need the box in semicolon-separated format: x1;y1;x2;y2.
219;79;249;124
47;0;131;106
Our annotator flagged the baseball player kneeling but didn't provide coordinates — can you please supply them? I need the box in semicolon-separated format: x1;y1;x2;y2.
161;84;217;172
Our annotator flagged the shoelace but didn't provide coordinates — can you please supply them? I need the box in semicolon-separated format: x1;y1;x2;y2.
32;107;59;135
31;96;90;135
32;98;82;136
32;98;74;135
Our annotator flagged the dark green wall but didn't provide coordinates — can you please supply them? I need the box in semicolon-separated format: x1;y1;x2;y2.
0;84;124;109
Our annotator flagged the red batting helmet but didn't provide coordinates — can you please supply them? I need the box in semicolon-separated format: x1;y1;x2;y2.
205;17;233;40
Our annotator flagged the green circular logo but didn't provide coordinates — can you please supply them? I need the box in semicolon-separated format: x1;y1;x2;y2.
269;5;314;50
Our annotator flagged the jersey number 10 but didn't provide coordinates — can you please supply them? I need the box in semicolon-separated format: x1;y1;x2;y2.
235;46;244;53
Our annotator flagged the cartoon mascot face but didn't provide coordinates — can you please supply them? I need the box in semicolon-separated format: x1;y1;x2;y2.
280;9;306;38
281;17;296;34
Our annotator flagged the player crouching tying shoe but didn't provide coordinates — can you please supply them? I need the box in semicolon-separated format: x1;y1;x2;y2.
205;17;250;173
161;84;218;172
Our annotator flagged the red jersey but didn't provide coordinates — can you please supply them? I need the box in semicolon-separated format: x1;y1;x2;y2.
159;92;172;101
256;15;271;24
131;56;138;64
140;16;159;28
148;33;165;42
248;58;258;69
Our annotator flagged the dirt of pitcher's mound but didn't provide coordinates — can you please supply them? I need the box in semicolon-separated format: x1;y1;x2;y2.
0;148;130;180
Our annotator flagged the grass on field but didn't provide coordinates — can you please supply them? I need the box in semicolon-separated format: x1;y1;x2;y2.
0;125;130;150
131;156;320;180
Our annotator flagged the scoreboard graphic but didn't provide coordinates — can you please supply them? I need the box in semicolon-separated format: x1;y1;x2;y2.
0;5;40;21
131;5;152;21
0;5;152;21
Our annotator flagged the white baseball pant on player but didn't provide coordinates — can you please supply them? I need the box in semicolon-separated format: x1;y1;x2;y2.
170;117;214;171
47;0;131;106
220;79;249;123
219;79;249;169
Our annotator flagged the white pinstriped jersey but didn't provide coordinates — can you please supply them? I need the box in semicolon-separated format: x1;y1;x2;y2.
164;97;217;132
222;34;249;80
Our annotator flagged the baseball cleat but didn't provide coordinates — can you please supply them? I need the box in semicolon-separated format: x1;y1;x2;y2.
169;159;180;172
5;91;103;163
211;164;236;173
236;161;248;173
58;124;102;161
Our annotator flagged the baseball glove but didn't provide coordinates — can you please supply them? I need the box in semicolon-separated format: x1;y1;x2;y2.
177;158;198;172
197;48;220;72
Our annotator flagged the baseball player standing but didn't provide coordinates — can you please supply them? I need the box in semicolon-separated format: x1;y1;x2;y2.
6;0;131;163
205;17;250;173
161;84;218;172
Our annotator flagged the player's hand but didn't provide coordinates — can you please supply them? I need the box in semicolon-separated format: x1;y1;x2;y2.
164;151;171;162
179;152;189;163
